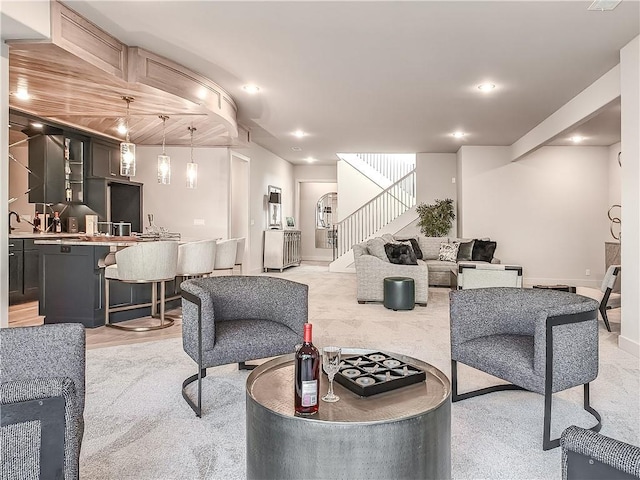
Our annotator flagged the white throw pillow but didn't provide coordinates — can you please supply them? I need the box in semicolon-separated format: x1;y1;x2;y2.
438;242;459;262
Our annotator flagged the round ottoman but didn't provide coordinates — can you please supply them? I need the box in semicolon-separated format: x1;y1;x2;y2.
383;277;415;311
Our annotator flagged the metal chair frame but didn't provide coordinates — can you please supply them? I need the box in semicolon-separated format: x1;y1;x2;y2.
452;310;601;450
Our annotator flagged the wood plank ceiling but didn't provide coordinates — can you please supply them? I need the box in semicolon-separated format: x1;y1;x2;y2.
7;3;244;148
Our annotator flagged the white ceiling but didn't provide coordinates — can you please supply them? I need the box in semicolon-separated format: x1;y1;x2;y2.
58;1;639;164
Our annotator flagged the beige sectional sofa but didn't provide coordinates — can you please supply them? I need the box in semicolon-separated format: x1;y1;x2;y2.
415;236;500;286
352;235;499;304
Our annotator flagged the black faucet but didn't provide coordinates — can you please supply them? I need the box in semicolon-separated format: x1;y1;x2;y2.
9;211;21;232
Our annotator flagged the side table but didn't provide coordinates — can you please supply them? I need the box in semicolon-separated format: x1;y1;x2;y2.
533;284;576;293
246;348;451;480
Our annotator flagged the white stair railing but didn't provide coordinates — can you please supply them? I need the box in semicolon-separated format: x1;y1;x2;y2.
335;170;416;258
354;153;415;184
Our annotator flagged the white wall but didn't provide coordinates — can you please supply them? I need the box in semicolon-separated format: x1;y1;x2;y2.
397;153;458;238
608;142;622;209
336;159;382;222
619;36;640;356
243;142;294;274
299;182;338;261
136;145;230;242
458;145;610;287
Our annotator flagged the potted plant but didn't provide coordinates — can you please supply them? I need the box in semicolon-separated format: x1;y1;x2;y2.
416;199;455;237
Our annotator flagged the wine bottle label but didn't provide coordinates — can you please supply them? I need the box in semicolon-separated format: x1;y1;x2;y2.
301;380;318;407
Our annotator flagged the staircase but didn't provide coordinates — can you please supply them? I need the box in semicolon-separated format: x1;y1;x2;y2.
329;169;417;272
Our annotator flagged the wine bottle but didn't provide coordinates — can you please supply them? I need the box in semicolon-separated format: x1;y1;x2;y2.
53;211;62;233
33;212;41;233
294;323;320;415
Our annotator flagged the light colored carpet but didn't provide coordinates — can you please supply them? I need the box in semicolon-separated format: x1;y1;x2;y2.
80;265;639;479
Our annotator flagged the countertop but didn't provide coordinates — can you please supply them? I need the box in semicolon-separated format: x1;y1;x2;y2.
9;233;83;239
33;237;140;247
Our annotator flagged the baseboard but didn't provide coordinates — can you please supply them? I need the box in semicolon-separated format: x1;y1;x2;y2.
618;335;640;357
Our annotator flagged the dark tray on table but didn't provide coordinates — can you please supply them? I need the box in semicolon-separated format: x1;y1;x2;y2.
334;352;426;397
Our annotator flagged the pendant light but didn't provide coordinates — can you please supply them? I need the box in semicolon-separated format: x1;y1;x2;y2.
157;115;171;184
186;125;198;189
120;96;136;177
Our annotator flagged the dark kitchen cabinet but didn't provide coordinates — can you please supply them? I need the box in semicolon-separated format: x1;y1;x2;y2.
28;133;87;204
23;240;40;300
8;239;40;305
8;240;24;303
90;139;128;180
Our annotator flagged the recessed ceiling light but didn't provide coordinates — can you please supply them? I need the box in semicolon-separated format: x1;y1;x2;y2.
291;146;302;152
31;122;43;129
242;84;260;94
477;83;496;92
117;124;128;135
293;130;306;138
571;135;584;143
452;131;466;138
305;157;316;163
13;88;30;100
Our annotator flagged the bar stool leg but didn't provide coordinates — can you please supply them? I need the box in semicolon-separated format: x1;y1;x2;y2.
151;281;158;318
105;277;110;326
160;280;166;324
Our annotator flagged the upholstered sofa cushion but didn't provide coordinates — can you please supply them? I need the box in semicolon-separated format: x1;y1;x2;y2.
418;236;448;260
366;237;389;262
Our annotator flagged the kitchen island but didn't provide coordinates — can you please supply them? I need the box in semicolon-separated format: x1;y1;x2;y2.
35;238;181;328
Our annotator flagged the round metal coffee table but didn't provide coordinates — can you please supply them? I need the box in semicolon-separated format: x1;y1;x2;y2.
246;348;451;480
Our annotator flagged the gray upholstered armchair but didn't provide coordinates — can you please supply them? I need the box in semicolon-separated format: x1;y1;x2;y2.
561;426;640;479
181;276;307;416
1;323;86;479
449;287;601;450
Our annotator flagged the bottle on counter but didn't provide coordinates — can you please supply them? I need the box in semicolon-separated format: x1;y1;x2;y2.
294;323;320;416
33;212;41;233
53;211;62;233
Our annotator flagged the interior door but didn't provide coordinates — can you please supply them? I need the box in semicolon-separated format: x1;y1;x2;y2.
230;152;250;272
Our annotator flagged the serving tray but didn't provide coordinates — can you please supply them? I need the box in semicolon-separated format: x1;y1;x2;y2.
334;352;426;397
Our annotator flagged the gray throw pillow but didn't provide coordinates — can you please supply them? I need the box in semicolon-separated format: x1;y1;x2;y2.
457;240;475;261
366;237;389;262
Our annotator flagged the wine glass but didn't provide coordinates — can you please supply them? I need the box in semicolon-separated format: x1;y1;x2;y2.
322;346;341;403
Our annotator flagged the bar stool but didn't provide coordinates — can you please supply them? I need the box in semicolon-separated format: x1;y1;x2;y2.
212;238;238;275
104;241;179;331
177;239;217;278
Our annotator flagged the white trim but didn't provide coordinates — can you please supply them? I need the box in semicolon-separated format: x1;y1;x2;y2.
229;150;250;273
618;335;640;358
1;43;9;328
